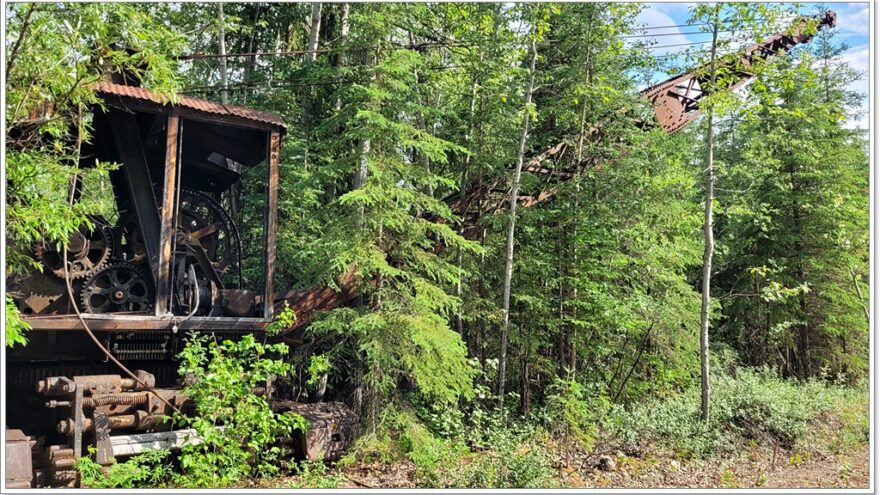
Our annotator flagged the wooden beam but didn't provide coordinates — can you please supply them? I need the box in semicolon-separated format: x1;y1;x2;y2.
263;131;281;319
156;112;180;316
22;315;270;332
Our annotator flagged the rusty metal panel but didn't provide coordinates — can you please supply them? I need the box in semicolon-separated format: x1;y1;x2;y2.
95;82;287;130
642;12;837;134
4;429;33;488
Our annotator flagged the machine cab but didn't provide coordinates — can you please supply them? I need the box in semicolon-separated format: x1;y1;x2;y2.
11;80;285;332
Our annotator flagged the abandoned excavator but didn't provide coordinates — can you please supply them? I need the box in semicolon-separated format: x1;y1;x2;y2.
4;11;835;488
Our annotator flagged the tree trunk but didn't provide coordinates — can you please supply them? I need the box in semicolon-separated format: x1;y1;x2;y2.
242;4;262;104
301;3;323;170
699;13;720;423
324;3;350;202
567;7;593;378
354;45;376;229
849;267;870;323
497;36;538;409
335;3;350;111
306;3;323;61
217;4;229;105
456;69;480;341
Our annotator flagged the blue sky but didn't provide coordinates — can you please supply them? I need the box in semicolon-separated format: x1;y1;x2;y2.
632;2;869;129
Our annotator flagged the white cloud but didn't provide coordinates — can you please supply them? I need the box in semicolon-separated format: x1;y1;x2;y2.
834;5;869;37
839;45;869;74
632;3;694;56
838;45;869;130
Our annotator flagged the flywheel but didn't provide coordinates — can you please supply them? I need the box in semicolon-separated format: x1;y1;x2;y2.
177;188;241;277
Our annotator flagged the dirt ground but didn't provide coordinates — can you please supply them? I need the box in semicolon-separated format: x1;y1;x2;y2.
332;443;870;489
570;444;870;489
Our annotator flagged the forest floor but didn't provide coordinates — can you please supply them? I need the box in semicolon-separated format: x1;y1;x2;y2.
265;405;871;490
332;442;869;489
258;382;871;490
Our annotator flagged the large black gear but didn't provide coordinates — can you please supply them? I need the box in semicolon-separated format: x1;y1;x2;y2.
78;261;155;314
177;188;241;279
114;188;241;280
34;217;114;280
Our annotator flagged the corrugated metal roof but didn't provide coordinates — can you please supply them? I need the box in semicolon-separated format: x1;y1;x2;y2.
95;82;287;129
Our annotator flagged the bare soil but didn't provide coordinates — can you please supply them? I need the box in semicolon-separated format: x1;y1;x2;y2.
566;444;869;489
331;442;869;489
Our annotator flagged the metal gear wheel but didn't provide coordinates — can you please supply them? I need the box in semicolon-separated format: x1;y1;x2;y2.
34;217;114;280
177;188;241;277
78;261;154;314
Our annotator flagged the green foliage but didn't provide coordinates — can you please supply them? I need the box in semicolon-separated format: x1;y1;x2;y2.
341;406;557;488
449;430;559;489
77;450;173;489
610;366;858;459
713;26;869;380
266;303;296;337
283;459;344;489
544;377;609;452
310;308;477;406
172;333;308;487
306;353;331;386
822;384;870;454
5;295;30;347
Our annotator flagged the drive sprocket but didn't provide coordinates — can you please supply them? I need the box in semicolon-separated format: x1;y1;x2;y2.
78;261;154;313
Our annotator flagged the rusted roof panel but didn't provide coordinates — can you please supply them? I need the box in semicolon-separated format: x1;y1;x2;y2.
95;82;287;129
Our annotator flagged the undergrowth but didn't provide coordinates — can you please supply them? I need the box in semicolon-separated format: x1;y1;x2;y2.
76;331;308;489
608;366;866;459
77;355;868;489
340;404;559;488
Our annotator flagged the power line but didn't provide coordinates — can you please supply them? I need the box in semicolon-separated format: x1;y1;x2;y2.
177;21;784;61
620;30;735;39
637;22;705;30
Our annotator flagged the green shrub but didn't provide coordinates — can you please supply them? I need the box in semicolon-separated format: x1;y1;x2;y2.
172;332;308;487
77;450;172;488
5;295;29;347
450;428;559;488
823;385;869;454
544;377;610;452
610;366;848;458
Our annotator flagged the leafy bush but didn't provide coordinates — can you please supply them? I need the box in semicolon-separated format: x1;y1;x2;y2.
449;427;559;489
5;295;29;347
172;333;308;487
821;384;870;454
339;402;558;488
77;450;172;488
284;459;344;489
